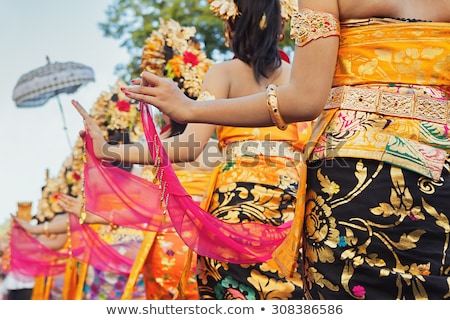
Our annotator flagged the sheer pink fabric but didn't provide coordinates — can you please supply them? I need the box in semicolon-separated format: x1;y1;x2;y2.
8;216;139;277
9;218;68;277
68;214;140;274
83;103;292;264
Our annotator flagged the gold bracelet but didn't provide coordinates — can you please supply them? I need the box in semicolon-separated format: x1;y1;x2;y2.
290;8;340;47
44;221;50;237
79;211;87;225
266;84;288;130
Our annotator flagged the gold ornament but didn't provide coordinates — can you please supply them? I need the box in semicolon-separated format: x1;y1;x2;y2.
208;0;297;22
141;19;214;100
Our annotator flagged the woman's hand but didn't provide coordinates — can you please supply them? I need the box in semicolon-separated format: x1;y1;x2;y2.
58;194;82;217
71;100;110;160
13;215;39;234
122;72;194;124
58;194;109;224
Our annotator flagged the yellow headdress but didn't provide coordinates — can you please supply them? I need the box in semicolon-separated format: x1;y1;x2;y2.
141;19;214;100
208;0;297;22
90;78;143;142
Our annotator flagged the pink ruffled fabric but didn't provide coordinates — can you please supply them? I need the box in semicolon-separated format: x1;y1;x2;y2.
8;216;139;277
68;214;139;274
83;103;292;264
9;218;68;277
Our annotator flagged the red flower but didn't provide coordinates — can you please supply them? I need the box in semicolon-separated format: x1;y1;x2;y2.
49;193;60;203
116;100;131;112
72;171;81;181
183;51;199;66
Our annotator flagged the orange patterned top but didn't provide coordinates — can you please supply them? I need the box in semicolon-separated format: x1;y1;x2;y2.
308;21;450;181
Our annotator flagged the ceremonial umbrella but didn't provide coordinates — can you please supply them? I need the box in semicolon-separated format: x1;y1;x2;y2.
12;56;95;148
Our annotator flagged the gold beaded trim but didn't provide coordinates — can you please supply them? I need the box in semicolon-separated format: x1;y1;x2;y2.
79;142;87;224
325;86;450;125
290;8;340;47
266;84;288;130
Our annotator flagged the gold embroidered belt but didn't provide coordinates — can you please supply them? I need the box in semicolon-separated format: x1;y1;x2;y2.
325;86;450;125
223;140;301;161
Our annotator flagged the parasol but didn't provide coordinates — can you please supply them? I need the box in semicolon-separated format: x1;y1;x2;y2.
12;56;95;148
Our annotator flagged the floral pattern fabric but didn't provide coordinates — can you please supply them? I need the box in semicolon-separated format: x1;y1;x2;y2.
136;168;210;299
143;227;198;300
83;266;146;300
198;131;309;299
304;158;450;299
301;21;450;299
82;226;146;300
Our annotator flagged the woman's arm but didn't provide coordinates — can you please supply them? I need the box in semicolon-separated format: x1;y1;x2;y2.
36;233;68;251
72;100;153;164
72;100;216;164
57;194;110;224
122;0;340;127
14;213;69;235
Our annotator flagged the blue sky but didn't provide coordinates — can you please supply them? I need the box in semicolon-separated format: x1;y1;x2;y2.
0;0;129;224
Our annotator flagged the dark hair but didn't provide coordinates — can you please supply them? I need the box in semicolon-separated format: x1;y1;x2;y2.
231;0;282;83
107;129;133;172
162;40;192;137
168;119;187;137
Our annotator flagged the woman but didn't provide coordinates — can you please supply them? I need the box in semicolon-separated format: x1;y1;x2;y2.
73;0;311;299
121;19;218;300
119;0;450;299
138;113;214;300
13;84;147;300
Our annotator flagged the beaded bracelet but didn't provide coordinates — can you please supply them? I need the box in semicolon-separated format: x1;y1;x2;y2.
266;84;288;130
44;221;50;237
290;8;340;47
79;143;87;224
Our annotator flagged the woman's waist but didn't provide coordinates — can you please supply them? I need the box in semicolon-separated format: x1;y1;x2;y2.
222;140;303;161
309;85;450;180
325;85;450;125
217;124;301;146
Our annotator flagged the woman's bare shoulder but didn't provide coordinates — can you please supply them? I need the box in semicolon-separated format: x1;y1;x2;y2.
201;61;236;99
339;0;450;22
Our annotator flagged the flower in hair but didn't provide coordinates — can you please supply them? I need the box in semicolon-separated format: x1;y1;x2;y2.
208;0;239;20
208;0;297;22
90;79;142;140
116;100;131;112
141;19;214;100
280;0;298;21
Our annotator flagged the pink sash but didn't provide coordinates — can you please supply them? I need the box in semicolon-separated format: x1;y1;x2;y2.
83;102;292;263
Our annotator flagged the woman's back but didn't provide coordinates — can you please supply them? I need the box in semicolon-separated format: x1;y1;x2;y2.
206;58;291;100
339;0;450;22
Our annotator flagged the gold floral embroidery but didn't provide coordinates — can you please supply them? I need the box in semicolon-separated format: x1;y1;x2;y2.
247;269;296;300
304;158;450;299
304;191;339;264
197;257;228;285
